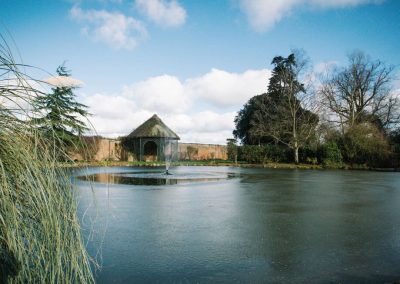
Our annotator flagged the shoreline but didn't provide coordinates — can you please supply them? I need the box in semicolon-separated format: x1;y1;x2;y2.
60;160;400;172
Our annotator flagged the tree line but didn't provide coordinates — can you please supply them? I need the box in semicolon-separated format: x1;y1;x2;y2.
231;50;400;168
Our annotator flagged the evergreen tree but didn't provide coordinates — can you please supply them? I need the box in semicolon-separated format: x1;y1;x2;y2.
250;53;318;163
33;64;89;147
233;94;265;145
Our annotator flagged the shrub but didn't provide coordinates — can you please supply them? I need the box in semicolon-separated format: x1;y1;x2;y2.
264;144;291;163
318;141;343;167
342;123;390;167
237;144;290;164
238;145;266;163
226;139;238;162
299;145;318;164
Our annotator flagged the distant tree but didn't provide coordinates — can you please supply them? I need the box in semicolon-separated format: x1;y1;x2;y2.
250;52;319;164
233;94;266;145
227;138;238;163
33;64;89;149
319;51;399;133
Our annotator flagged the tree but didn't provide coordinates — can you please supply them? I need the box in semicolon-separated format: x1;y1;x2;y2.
319;51;399;133
227;138;238;163
233;94;266;145
250;52;319;164
33;64;89;148
341;122;390;166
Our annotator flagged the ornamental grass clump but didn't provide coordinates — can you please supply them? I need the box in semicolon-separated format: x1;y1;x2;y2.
0;36;94;283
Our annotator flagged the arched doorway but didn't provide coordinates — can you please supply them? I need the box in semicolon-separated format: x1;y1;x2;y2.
143;140;157;161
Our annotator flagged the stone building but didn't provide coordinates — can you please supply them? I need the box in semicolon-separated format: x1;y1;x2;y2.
123;114;180;162
69;114;227;162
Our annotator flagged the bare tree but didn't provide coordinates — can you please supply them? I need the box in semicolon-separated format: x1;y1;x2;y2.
250;51;319;164
319;51;399;133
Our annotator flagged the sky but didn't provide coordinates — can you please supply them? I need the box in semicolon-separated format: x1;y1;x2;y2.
1;0;399;144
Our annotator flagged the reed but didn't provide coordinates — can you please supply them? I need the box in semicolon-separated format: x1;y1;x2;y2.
0;34;94;283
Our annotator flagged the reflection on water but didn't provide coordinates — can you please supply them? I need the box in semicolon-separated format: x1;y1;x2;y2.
75;167;400;283
77;170;238;186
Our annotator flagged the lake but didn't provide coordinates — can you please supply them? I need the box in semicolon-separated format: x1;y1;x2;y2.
73;166;400;283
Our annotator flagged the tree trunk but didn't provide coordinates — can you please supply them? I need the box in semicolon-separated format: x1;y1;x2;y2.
294;144;299;164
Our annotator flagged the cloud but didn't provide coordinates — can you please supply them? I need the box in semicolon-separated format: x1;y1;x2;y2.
70;6;147;50
0;78;45;115
122;74;190;114
135;0;186;27
82;68;269;143
314;61;339;74
186;68;269;107
239;0;384;32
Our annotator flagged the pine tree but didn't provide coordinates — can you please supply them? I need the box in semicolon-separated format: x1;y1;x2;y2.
250;53;318;163
33;64;89;148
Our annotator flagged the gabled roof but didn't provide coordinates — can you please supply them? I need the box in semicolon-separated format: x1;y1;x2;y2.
127;114;180;139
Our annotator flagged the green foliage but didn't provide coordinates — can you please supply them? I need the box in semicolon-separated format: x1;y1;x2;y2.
264;144;291;163
237;144;291;164
268;53;305;97
233;94;266;145
32;64;89;149
238;145;266;164
226;139;238;162
342;123;390;166
234;53;318;164
299;145;318;164
389;129;400;167
318;141;343;167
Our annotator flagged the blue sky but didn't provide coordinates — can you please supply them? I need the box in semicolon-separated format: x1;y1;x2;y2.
1;0;399;143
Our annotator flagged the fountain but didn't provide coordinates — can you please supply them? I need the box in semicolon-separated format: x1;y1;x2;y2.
163;138;178;175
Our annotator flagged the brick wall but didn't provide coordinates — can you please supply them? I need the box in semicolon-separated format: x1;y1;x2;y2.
70;138;227;161
178;143;227;160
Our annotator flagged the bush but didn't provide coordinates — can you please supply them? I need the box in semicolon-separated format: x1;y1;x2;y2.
318;141;343;167
238;145;266;163
342;123;390;167
264;144;291;163
299;145;318;164
226;139;238;162
237;144;290;164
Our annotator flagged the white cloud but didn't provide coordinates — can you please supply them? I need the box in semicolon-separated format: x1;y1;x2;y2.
122;74;190;114
135;0;186;27
186;68;269;107
239;0;383;32
82;68;269;143
314;61;339;74
70;6;147;50
0;77;48;116
83;93;136;119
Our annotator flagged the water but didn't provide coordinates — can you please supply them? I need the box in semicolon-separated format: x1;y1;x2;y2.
163;138;178;174
74;166;400;283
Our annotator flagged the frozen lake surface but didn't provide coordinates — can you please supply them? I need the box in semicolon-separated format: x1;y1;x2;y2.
74;166;400;283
